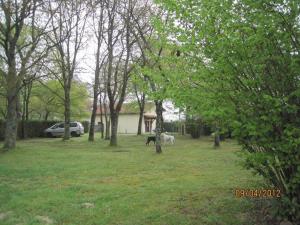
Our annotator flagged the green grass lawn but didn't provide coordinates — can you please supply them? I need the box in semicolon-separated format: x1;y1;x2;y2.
0;135;266;225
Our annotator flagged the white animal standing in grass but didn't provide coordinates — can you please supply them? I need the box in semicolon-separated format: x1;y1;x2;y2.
161;133;175;144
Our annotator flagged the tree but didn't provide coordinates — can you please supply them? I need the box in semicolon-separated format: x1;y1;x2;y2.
0;0;56;149
103;0;136;146
157;0;300;222
88;0;106;142
130;4;167;153
47;0;89;140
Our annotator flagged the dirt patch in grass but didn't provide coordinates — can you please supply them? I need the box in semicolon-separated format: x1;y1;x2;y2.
35;215;54;224
81;202;95;208
0;211;12;220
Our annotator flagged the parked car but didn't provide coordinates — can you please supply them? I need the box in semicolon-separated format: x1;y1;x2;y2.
44;122;84;137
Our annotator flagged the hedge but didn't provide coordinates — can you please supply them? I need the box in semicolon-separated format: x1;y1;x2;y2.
0;120;60;140
163;122;179;133
0;120;90;140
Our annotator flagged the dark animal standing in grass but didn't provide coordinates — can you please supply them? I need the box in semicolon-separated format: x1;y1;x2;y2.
146;136;156;145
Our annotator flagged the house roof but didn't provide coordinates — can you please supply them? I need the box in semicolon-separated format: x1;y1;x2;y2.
96;102;156;115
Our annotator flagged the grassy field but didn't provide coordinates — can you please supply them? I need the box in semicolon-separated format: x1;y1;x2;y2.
0;135;266;225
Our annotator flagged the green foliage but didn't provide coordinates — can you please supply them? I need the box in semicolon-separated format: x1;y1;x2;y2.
30;80;90;120
157;0;300;222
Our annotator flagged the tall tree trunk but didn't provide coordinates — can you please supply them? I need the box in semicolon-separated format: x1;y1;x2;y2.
104;102;110;140
89;14;103;141
136;90;145;135
137;107;144;135
105;119;110;140
64;87;71;140
24;81;32;121
21;115;26;139
20;82;32;139
3;63;18;149
99;94;104;139
4;93;18;149
88;90;98;141
44;111;49;121
110;112;118;146
21;87;27;139
214;126;220;148
155;100;163;153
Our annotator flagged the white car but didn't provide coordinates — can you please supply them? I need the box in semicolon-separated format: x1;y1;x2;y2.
44;122;84;137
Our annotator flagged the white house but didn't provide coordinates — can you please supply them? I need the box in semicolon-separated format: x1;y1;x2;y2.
95;102;157;134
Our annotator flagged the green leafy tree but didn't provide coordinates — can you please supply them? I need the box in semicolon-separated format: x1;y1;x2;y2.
156;0;300;222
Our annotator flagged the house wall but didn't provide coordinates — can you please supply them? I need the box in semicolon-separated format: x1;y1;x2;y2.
95;114;156;134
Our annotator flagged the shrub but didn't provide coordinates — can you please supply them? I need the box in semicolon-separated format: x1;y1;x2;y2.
163;122;179;133
186;120;201;139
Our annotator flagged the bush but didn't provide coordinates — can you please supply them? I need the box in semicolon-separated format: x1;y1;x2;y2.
202;124;212;136
186;120;201;139
163;122;179;133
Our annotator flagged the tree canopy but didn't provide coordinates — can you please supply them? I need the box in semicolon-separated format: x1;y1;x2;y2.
155;0;300;221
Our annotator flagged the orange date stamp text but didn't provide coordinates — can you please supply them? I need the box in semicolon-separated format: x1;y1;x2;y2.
235;188;281;198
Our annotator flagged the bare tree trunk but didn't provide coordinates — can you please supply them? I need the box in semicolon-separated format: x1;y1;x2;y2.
4;92;18;149
89;3;104;142
134;84;145;135
45;111;49;121
99;94;104;139
20;81;32;139
21;86;27;139
64;88;71;140
25;88;30;121
103;102;110;140
105;118;110;140
88;88;98;141
214;126;220;148
3;58;18;149
110;111;118;146
137;104;144;135
155;100;163;154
